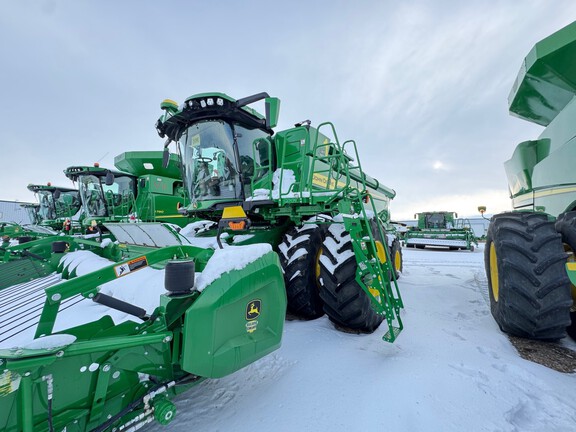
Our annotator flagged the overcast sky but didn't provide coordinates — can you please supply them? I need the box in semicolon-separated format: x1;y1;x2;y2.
1;1;575;220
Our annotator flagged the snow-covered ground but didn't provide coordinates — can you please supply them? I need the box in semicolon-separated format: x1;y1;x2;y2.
2;239;575;431
142;244;576;432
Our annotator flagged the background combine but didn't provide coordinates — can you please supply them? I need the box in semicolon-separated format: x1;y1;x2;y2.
65;151;189;229
0;151;189;290
404;211;477;251
0;92;404;431
485;21;576;340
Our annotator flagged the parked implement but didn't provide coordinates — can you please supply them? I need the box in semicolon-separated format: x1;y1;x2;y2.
157;92;404;341
0;223;286;431
404;211;477;251
485;21;576;340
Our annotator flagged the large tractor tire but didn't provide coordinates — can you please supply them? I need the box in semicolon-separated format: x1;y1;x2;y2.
278;223;325;319
390;238;403;280
554;211;576;339
485;212;571;340
318;220;385;333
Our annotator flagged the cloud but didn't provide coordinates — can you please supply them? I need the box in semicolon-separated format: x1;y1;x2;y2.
1;0;576;221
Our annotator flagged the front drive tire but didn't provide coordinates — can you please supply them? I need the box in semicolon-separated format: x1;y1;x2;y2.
318;221;385;333
278;223;325;319
485;212;571;340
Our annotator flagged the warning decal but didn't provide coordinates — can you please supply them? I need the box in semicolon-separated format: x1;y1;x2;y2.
114;256;148;278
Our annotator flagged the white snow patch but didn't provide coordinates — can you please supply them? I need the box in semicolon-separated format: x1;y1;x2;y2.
195;244;273;292
19;334;76;350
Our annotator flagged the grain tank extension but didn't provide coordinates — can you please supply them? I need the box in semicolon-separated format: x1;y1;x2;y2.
485;21;576;340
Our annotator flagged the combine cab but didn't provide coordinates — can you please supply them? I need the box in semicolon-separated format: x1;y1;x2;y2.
0;92;404;430
485;21;576;340
156;92;404;341
404;211;477;251
0;152;189;291
66;151;189;229
27;184;82;232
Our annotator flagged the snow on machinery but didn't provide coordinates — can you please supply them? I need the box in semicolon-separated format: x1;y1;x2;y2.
404;211;478;251
485;21;576;340
0;151;190;291
65;151;189;229
0;90;404;431
156;92;404;341
0;222;287;431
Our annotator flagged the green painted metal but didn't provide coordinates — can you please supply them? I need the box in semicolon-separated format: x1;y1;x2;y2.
155;91;404;342
487;22;576;341
65;151;189;228
0;222;26;239
404;211;477;251
26;184;82;232
0;232;286;430
181;251;285;377
505;20;576;216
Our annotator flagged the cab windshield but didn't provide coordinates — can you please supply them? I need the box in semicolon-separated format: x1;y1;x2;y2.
177;120;273;205
37;191;57;220
79;174;135;217
177;120;241;202
25;206;41;225
425;213;447;229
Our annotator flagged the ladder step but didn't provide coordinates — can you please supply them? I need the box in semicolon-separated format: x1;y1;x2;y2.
382;325;402;343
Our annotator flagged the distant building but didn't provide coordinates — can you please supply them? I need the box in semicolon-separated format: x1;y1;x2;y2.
0;200;33;224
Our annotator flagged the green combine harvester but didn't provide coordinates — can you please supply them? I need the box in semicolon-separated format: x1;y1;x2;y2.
27;183;82;232
0;152;189;290
156;91;403;339
0;92;403;431
65;151;189;229
485;20;576;340
20;203;42;226
404;211;477;251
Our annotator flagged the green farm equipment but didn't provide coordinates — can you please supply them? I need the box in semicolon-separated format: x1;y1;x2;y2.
65;151;189;229
0;152;189;290
20;203;42;225
404;211;477;251
0;223;286;431
0;91;403;431
27;184;82;232
485;21;576;340
156;92;404;340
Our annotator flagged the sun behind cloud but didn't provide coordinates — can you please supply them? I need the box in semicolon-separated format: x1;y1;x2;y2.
432;160;445;170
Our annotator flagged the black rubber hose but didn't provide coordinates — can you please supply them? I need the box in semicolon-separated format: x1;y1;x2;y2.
92;293;148;320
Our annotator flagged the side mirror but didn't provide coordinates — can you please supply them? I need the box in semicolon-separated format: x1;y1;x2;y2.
455;212;458;218
53;189;61;200
105;172;115;186
265;97;280;129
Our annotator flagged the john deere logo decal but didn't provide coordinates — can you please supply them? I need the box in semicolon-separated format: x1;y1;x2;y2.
246;300;261;333
246;300;261;320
